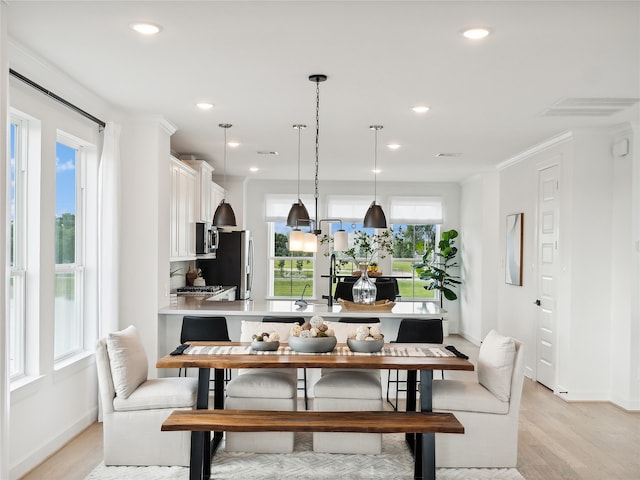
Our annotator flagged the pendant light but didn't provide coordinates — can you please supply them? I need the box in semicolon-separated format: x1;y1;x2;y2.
363;125;387;229
287;124;310;228
212;123;237;227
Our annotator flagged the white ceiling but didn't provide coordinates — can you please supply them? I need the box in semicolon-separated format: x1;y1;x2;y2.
6;1;640;183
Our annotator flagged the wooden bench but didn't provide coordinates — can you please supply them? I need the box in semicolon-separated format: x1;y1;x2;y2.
162;409;464;435
163;409;463;479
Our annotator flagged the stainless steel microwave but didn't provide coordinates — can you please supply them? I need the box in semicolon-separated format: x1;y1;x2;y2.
195;222;218;256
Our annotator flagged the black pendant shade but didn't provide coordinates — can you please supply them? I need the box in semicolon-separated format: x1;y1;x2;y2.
363;201;387;229
213;199;237;227
286;200;310;227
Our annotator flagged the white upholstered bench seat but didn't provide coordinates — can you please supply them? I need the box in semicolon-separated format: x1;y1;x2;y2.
224;321;298;453
113;378;197;412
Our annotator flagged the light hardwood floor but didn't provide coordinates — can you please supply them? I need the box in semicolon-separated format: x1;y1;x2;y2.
19;335;640;480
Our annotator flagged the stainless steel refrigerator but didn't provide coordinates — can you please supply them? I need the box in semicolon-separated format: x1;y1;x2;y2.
197;230;253;299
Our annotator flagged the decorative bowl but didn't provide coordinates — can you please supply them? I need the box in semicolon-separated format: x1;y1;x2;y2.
347;338;385;353
251;340;280;351
288;335;337;353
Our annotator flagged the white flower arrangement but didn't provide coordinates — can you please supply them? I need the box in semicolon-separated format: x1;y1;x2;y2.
252;331;280;342
348;324;384;342
290;315;335;338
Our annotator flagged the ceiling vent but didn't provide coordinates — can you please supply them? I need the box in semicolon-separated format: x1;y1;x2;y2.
257;150;279;155
541;97;639;117
436;153;462;158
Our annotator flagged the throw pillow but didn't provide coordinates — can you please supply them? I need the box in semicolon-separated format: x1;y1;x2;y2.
106;325;148;399
477;329;516;402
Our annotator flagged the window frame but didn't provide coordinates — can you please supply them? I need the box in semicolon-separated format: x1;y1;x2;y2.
267;221;316;299
390;223;439;302
8;114;28;380
53;132;87;362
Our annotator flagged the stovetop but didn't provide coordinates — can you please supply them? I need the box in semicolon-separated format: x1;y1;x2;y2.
176;285;223;296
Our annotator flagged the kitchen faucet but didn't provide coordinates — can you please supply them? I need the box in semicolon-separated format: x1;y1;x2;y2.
295;283;311;308
321;253;337;307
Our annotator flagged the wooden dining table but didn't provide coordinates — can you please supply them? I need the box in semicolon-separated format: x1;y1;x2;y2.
156;342;474;480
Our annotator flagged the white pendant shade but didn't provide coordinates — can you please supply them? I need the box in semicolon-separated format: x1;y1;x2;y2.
303;232;318;253
333;229;348;252
289;229;305;251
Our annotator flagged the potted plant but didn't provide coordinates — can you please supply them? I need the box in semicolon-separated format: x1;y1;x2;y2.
413;229;461;308
321;229;395;272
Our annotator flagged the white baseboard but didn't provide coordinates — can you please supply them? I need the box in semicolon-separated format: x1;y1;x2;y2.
10;407;98;480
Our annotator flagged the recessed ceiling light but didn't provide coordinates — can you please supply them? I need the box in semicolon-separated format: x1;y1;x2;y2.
412;106;430;114
372;168;382;174
249;167;259;173
196;103;213;110
387;144;401;150
462;27;492;40
227;142;240;148
130;22;161;35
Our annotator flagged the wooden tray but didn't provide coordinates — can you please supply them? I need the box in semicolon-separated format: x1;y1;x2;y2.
351;271;383;277
338;299;396;311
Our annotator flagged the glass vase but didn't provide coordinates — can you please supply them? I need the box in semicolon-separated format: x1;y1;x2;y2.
352;264;377;304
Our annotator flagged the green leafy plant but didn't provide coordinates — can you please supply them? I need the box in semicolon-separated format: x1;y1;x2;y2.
320;230;395;271
413;229;461;308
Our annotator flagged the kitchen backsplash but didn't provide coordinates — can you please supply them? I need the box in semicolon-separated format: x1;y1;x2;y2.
170;260;191;291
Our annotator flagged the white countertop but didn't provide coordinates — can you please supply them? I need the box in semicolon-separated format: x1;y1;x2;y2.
159;298;444;318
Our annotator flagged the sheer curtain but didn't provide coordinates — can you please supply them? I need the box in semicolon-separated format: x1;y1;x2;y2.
98;122;121;337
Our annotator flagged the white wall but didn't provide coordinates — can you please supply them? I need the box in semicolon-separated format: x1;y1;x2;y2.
242;178;463;332
609;124;640;410
460;172;499;344
119;115;176;378
493;128;639;408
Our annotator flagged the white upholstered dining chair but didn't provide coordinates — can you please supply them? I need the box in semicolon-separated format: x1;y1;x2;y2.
433;329;525;467
95;325;198;466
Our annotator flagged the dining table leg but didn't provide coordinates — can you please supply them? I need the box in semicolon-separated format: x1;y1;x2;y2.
405;369;417;452
416;369;435;480
190;367;211;480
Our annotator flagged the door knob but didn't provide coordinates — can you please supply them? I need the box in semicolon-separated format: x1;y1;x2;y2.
534;299;541;306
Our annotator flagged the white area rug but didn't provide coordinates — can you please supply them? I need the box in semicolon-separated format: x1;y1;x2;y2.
86;433;525;480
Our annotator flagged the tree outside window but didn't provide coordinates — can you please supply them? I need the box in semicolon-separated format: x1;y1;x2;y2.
270;222;314;297
392;224;437;300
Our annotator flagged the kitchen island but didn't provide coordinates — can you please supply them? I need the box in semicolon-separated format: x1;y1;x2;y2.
158;298;447;378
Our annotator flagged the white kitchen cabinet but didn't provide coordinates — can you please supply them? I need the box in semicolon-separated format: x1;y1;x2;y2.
170;156;197;260
211;180;225;216
181;158;214;222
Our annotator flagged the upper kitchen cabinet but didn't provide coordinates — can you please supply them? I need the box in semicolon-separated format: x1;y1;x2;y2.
170;156;197;260
211;181;225;217
181;157;215;223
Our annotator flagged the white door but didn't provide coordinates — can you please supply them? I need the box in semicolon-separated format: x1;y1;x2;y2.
535;164;559;390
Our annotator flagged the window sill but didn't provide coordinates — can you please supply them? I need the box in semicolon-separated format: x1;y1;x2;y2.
10;374;47;403
53;350;95;382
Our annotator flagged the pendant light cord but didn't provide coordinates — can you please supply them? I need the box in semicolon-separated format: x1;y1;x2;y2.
369;125;383;204
218;123;232;199
223;126;228;197
296;125;303;199
374;127;378;202
314;78;320;228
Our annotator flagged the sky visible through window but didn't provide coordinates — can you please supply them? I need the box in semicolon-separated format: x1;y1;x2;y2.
56;142;76;217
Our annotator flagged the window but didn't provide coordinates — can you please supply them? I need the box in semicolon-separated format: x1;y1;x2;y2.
8;116;27;378
54;136;85;359
392;224;437;300
388;196;444;301
268;221;315;298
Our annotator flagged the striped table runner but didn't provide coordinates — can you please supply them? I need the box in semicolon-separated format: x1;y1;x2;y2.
184;345;454;357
